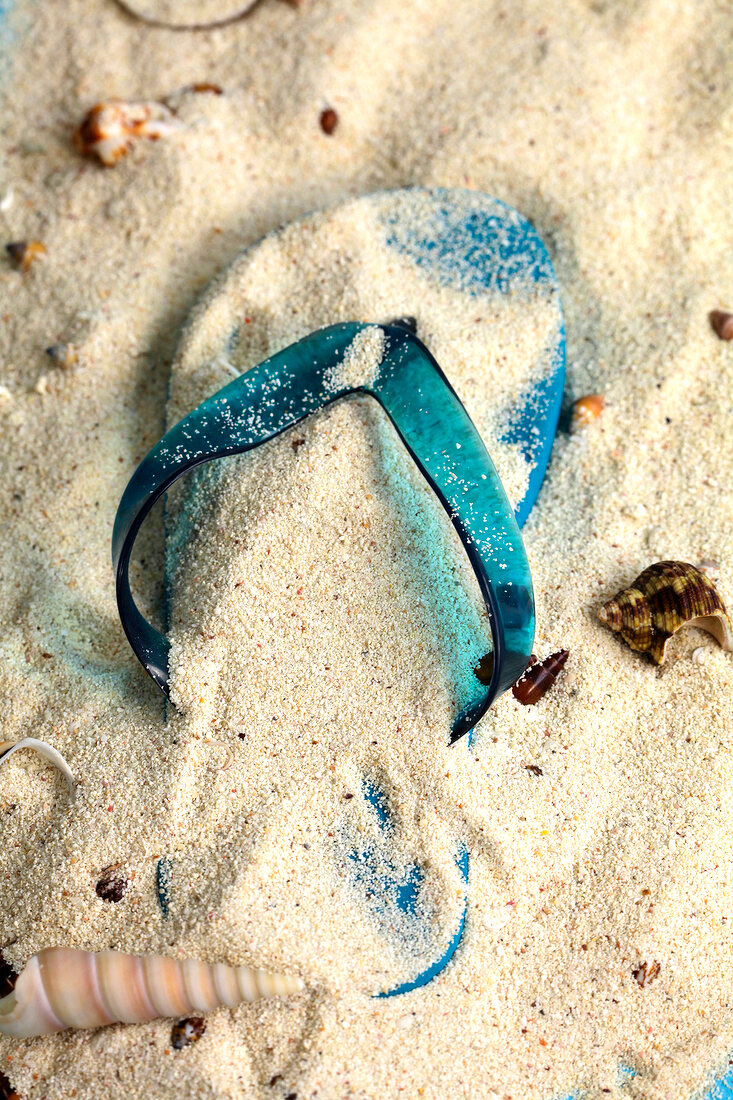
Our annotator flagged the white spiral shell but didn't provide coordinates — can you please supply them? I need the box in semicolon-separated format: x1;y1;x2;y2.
0;948;303;1038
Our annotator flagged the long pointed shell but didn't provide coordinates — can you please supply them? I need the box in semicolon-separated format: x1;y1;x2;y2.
0;948;303;1038
599;561;733;664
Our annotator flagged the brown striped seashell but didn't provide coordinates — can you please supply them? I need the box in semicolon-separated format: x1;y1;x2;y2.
598;561;733;665
512;650;569;705
0;947;303;1038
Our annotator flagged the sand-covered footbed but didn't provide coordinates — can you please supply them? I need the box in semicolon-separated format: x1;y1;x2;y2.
0;2;732;1099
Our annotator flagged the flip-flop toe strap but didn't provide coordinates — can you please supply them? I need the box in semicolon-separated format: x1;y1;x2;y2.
112;321;534;741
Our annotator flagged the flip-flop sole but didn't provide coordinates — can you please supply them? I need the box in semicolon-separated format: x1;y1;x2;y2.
153;187;565;996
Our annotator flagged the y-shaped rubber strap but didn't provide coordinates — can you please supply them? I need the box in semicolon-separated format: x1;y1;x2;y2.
112;322;534;742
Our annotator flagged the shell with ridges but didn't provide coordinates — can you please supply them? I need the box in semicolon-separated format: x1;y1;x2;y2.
598;561;733;664
0;948;303;1037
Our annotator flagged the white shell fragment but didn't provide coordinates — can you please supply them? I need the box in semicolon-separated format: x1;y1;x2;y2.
73;99;180;166
0;738;76;798
0;947;303;1037
115;0;258;29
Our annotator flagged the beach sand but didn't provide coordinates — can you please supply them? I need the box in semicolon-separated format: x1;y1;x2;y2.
0;2;732;1098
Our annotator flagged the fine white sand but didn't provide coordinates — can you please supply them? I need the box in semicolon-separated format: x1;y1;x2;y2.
0;2;732;1099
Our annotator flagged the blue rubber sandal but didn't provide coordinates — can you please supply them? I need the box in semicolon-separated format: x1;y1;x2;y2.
113;187;565;997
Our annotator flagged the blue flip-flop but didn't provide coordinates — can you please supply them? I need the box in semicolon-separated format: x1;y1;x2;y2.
113;187;564;996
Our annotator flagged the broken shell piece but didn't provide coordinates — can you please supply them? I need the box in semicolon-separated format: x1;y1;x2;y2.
45;344;78;370
512;650;569;705
171;1015;206;1049
73;100;179;166
569;394;604;433
632;959;661;987
0;738;75;798
691;647;707;666
709;309;733;340
5;240;45;272
115;0;258;29
0;947;304;1037
599;561;733;665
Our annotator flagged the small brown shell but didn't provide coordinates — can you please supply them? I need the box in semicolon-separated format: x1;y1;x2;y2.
320;108;339;136
512;650;569;705
598;561;733;665
95;868;128;903
569;394;604;433
709;310;733;341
